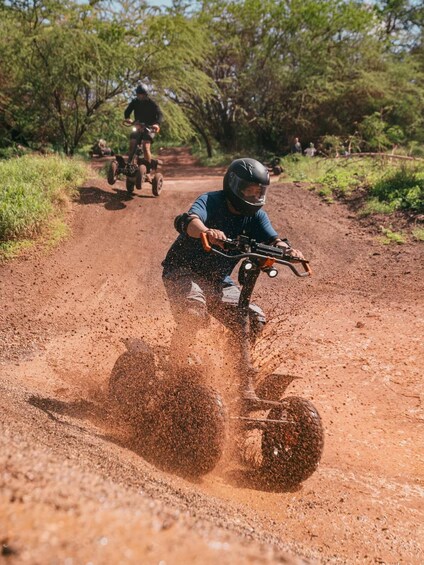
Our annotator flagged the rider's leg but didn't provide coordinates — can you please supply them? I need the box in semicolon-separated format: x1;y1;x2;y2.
143;141;152;164
210;282;266;339
248;304;266;344
141;130;157;171
128;131;141;164
163;274;210;368
208;283;267;400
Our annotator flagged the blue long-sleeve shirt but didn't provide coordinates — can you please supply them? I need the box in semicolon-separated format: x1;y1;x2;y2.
162;191;278;284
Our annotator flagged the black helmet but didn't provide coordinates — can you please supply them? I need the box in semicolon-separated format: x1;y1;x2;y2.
223;158;270;216
136;85;147;95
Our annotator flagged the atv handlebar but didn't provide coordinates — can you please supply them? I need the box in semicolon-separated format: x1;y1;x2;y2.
200;233;311;277
122;120;151;133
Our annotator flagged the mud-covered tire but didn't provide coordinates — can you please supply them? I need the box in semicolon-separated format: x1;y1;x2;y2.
261;396;324;486
148;370;227;477
109;340;156;426
107;160;118;185
151;173;163;197
136;164;147;190
126;177;135;194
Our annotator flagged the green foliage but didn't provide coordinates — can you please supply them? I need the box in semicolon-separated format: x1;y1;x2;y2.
281;155;424;216
0;0;424;158
282;156;381;193
0;155;88;243
0;0;212;155
356;112;411;152
0;145;28;160
191;143;235;167
371;167;424;212
0;239;34;260
317;168;361;196
412;227;424;242
359;198;396;216
280;154;323;182
378;227;407;245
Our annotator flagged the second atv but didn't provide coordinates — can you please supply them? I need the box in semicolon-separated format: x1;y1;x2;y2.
107;121;164;196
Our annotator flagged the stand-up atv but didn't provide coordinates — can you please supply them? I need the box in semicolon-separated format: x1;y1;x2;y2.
109;234;324;485
107;121;164;196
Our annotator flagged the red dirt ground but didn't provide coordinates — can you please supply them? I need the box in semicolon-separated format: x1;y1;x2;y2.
1;147;423;564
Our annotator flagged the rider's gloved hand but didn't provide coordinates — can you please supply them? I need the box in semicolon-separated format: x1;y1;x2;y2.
204;228;227;249
284;248;305;260
273;238;305;260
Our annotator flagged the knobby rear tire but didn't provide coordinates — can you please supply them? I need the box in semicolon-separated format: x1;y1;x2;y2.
146;371;227;477
126;177;135;194
261;396;324;486
151;173;163;197
136;164;147;190
109;340;156;426
107;160;118;185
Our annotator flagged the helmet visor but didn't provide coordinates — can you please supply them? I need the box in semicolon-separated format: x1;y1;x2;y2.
230;173;268;206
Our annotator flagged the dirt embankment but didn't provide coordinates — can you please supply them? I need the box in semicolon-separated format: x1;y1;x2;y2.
1;147;423;564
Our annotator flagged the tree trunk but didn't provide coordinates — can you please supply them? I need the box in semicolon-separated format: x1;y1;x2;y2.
192;123;213;158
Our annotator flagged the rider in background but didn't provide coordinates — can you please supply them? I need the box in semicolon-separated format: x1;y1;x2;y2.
124;84;163;168
162;158;304;401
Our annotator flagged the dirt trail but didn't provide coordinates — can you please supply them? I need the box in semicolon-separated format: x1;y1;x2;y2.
1;147;423;564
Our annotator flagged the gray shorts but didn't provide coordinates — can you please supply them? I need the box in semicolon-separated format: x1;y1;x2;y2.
162;272;266;334
130;129;156;144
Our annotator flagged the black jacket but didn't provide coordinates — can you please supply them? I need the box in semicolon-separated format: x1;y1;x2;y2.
124;97;163;125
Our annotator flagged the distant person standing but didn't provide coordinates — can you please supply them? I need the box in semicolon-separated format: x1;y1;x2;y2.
304;142;317;157
292;137;302;154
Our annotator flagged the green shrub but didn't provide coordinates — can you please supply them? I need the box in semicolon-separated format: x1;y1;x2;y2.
371;167;424;212
281;156;424;217
0;145;28;160
359;198;396;216
412;227;424;241
379;227;406;245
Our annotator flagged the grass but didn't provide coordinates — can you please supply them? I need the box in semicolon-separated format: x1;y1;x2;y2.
191;144;235;167
412;227;424;242
0;239;34;260
0;154;88;259
280;155;424;216
43;217;71;249
358;198;396;216
378;227;407;245
281;154;325;183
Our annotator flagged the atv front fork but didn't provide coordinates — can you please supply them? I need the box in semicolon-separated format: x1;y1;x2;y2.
127;138;141;165
235;267;261;402
128;139;158;170
233;266;286;411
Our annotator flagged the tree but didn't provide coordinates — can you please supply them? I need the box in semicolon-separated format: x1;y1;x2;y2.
0;0;212;154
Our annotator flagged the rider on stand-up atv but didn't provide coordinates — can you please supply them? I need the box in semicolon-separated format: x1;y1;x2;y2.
162;158;305;405
124;84;163;175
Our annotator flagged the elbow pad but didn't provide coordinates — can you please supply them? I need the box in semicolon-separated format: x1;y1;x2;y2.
174;213;198;234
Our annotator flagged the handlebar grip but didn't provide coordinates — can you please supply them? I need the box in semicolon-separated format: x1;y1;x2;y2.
200;232;212;252
299;260;312;275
